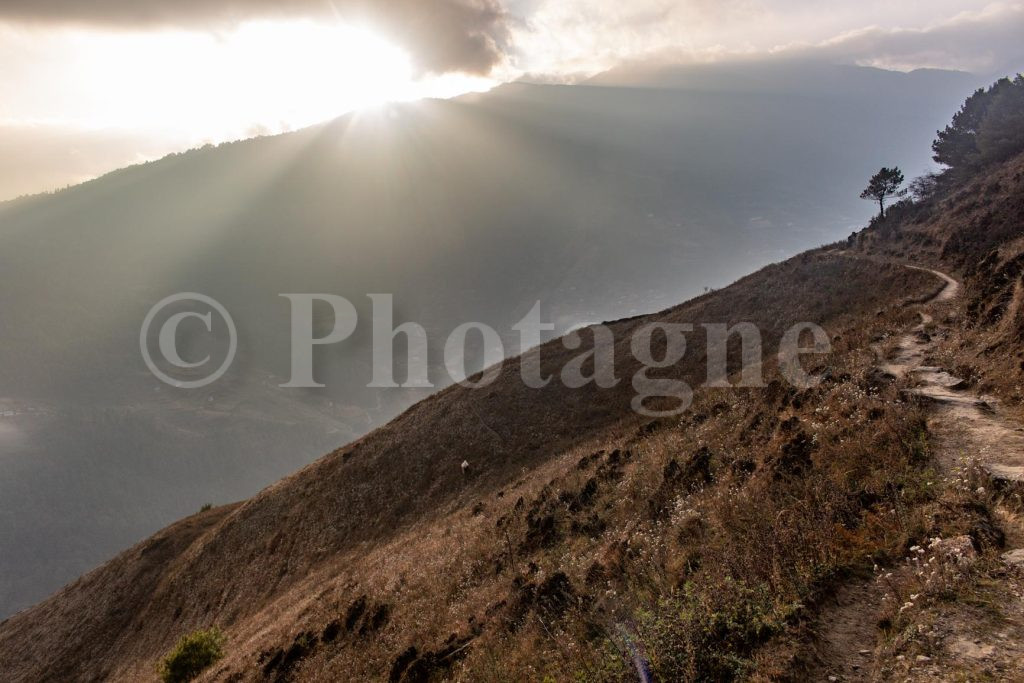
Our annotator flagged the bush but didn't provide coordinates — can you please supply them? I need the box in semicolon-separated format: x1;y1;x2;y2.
908;172;941;202
158;627;225;683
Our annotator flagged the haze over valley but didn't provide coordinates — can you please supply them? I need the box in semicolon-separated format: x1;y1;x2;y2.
0;59;988;618
2;3;1024;681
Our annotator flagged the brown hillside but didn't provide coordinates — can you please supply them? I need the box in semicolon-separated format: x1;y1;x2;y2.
2;153;1023;682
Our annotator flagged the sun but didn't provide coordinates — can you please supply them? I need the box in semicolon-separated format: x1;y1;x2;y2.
6;18;498;151
42;19;494;142
223;21;418;128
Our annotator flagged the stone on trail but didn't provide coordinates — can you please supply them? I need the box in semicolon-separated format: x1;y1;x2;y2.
1002;549;1024;568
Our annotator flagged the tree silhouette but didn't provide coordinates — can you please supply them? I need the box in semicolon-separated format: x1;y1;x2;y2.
860;167;905;218
932;84;999;169
977;75;1024;165
933;76;1024;170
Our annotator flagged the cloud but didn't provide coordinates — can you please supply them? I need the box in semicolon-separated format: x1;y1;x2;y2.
0;0;511;74
788;3;1024;74
5;1;1018;78
506;0;1022;78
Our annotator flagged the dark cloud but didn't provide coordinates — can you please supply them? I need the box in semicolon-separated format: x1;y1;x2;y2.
0;0;511;74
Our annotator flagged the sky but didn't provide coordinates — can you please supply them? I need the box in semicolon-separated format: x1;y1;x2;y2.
0;0;1022;200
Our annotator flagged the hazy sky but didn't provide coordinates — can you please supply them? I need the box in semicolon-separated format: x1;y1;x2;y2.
0;0;1022;200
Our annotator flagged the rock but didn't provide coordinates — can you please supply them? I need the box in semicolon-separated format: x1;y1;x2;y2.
1002;548;1024;568
985;463;1024;484
951;637;995;660
915;655;931;663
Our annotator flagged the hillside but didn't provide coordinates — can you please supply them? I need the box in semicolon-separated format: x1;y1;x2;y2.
3;137;1023;679
0;61;979;620
0;249;939;681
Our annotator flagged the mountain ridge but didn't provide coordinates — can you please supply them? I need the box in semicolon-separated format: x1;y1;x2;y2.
6;140;1024;679
4;138;1023;679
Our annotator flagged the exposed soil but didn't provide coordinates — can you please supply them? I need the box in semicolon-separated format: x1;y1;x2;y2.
811;265;1024;682
808;578;885;681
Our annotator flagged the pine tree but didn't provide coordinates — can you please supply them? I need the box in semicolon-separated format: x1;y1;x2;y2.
932;77;1022;170
860;167;906;219
977;75;1024;165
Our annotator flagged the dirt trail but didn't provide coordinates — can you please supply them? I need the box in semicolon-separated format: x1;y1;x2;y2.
895;268;1024;489
809;266;1024;681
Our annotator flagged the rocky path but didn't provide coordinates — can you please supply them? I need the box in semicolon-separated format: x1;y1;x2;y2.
897;268;1024;503
810;266;1024;681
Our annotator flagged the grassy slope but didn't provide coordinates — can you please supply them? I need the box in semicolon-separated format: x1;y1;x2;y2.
0;251;940;681
1;153;1021;682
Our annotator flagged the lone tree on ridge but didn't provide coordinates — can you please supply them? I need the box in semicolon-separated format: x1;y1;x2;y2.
860;166;906;219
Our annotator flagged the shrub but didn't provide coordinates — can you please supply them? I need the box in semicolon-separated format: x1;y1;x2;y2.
158;627;225;683
908;172;941;202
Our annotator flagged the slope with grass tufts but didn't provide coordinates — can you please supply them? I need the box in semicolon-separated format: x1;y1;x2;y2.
0;244;947;681
2;152;1024;683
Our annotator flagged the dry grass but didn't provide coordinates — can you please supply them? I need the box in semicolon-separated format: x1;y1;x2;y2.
0;248;943;682
6;153;1024;681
